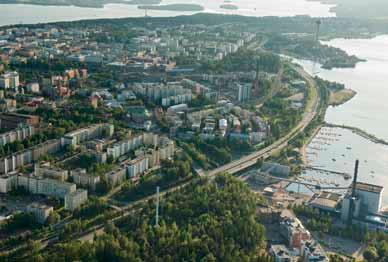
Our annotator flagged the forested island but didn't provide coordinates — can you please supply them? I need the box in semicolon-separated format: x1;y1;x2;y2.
310;0;388;18
220;4;238;10
0;0;161;8
264;34;364;69
138;4;204;12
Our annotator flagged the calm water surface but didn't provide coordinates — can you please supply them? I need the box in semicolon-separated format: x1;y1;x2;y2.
298;35;388;141
0;0;335;26
293;36;388;206
2;1;387;205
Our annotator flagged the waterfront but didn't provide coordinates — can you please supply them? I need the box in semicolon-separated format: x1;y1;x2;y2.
292;36;388;205
0;0;335;26
1;0;387;206
298;35;388;141
288;126;388;206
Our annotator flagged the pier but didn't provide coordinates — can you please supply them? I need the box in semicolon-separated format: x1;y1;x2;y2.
324;123;388;146
260;173;350;190
302;166;352;180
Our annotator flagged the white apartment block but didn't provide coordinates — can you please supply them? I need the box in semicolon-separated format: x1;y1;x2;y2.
107;133;158;159
159;137;175;161
131;82;192;106
0;174;17;193
0;71;19;89
104;166;126;187
35;165;69;182
65;189;88;211
26;203;53;224
70;168;100;191
0;125;35;147
17;176;76;199
61;123;114;147
127;156;149;178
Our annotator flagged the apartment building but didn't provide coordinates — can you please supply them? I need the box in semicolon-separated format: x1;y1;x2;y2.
0;174;17;193
0;125;35;147
70;168;100;191
0;71;19;89
0;139;61;174
26;203;53;224
35;165;69;182
107;133;158;159
104;165;126;187
17;176;76;199
64;189;88;211
127;155;149;179
158;137;175;161
300;241;328;262
280;216;311;249
0;113;40;129
61;123;114;147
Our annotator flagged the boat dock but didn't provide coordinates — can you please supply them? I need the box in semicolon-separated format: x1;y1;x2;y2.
302;166;352;180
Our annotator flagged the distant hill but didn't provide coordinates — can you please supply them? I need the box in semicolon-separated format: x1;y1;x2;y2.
138;3;204;12
0;0;161;8
311;0;388;18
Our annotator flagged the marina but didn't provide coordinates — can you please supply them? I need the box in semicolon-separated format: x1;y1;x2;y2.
294;126;388;206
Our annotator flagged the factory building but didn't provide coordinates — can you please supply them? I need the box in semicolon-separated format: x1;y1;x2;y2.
341;182;383;221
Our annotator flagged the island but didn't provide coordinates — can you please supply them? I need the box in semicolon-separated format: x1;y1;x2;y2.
309;0;388;18
0;0;162;8
2;12;388;262
220;4;239;10
264;34;365;69
138;4;204;12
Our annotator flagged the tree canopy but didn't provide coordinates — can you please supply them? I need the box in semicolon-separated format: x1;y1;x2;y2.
37;174;269;262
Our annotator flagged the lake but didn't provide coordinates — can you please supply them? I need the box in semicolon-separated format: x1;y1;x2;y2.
298;35;388;141
288;127;388;206
0;0;335;27
294;36;388;206
1;0;387;205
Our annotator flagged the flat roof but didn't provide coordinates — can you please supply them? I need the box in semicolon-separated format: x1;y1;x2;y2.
356;182;383;194
310;191;342;211
310;198;338;210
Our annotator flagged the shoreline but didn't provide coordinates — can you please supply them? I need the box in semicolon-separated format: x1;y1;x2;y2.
324;123;388;146
300;122;388;167
328;88;357;106
0;0;162;9
300;125;322;165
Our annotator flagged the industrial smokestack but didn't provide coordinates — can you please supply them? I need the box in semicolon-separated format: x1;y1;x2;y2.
352;160;359;197
348;160;359;225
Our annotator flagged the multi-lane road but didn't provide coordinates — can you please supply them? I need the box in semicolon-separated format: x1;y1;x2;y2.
72;65;321;244
207;66;321;177
3;66;321;257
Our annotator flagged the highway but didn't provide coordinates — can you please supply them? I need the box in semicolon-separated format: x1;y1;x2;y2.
206;65;321;177
2;65;322;257
70;67;322;244
56;64;322;245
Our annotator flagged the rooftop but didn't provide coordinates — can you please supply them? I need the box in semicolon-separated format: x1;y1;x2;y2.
310;191;342;211
356;182;383;194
